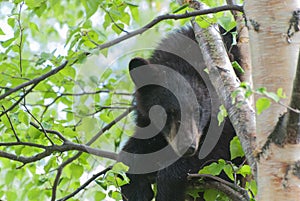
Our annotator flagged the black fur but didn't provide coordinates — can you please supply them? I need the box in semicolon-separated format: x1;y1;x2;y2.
119;26;241;201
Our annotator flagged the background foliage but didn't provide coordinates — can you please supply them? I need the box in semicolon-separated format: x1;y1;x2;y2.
0;0;253;200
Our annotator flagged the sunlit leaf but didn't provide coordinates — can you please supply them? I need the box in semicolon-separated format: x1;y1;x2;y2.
256;97;271;115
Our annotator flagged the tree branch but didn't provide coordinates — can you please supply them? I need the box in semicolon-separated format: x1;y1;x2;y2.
188;173;250;201
0;61;68;100
192;20;257;176
0;142;117;165
95;5;243;51
51;107;133;201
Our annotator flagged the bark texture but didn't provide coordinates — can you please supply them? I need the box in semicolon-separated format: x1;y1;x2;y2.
245;0;300;200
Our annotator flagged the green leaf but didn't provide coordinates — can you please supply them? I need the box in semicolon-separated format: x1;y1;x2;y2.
246;180;258;196
69;163;84;179
217;105;228;125
0;27;5;35
103;13;112;29
101;68;113;81
223;164;234;181
109;190;122;201
277;88;286;98
120;12;131;25
218;15;236;32
18;110;30;126
198;162;224;176
29;22;39;32
237;165;252;177
256;97;271;115
5;171;15;184
172;4;189;13
129;5;139;22
186;188;201;200
33;2;47;17
112;162;129;172
124;0;139;7
94;191;106;200
112;23;125;35
27;188;41;200
203;189;219;201
25;0;46;8
195;16;212;29
6;191;17;201
63;128;77;138
232;61;244;73
81;0;99;18
60;66;76;78
230;136;244;160
95;179;108;190
264;91;280;102
2;38;16;48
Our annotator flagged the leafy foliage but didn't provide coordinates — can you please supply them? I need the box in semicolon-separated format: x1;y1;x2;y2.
0;0;251;201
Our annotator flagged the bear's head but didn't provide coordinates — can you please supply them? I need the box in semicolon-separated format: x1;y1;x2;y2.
128;57;211;157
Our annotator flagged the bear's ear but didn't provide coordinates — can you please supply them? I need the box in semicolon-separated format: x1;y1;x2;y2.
128;57;150;84
129;57;149;71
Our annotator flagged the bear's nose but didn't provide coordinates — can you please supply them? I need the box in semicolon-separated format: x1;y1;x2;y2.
183;145;197;157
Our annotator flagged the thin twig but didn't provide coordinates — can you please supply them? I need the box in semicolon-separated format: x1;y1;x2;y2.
24;105;54;145
57;167;112;201
29;121;68;142
100;5;129;34
1;106;20;142
0;83;38;118
17;2;24;77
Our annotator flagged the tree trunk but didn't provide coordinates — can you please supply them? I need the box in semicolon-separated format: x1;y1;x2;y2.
244;0;300;200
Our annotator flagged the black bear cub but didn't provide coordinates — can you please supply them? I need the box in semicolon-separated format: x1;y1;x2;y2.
119;26;241;201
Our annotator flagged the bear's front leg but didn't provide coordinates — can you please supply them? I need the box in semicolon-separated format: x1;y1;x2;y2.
121;173;154;201
156;159;190;201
